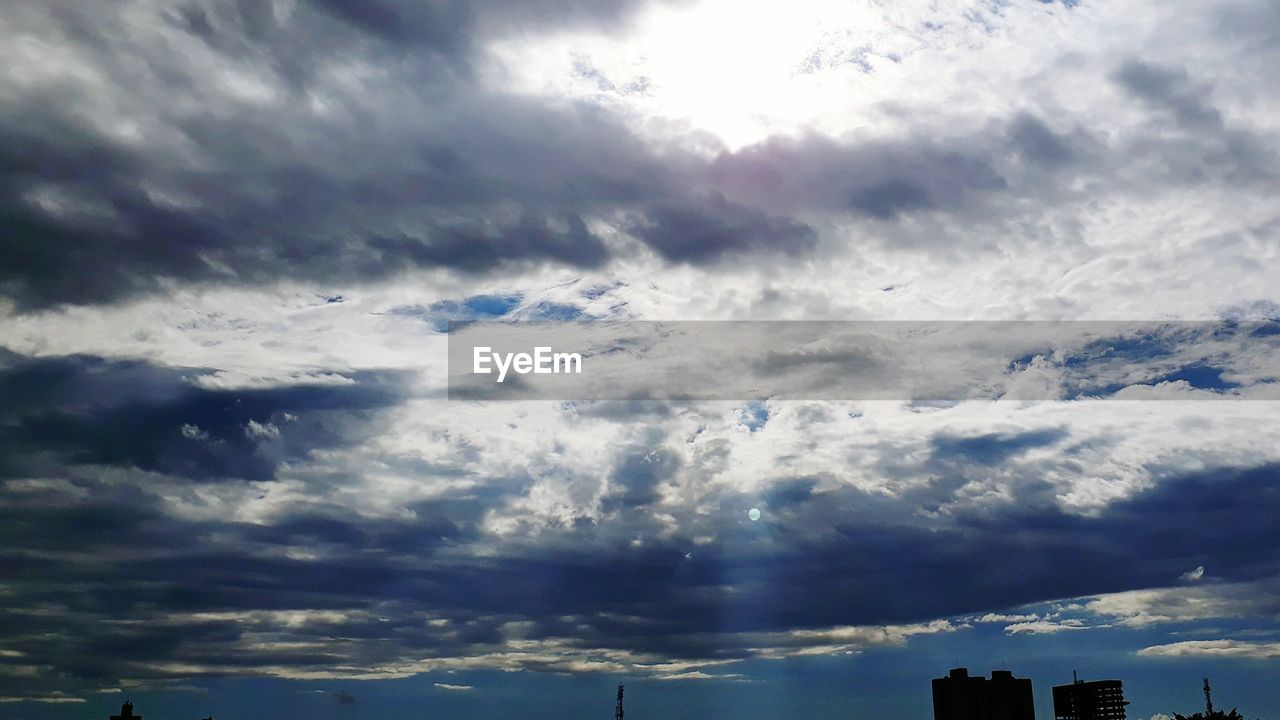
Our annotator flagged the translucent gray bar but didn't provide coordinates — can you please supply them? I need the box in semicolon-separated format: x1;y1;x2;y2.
446;321;1280;401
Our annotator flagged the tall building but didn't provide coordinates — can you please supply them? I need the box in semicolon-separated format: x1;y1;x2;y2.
1052;677;1129;720
108;701;142;720
933;667;1036;720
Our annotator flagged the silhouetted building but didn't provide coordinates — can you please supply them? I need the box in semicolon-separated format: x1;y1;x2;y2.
933;667;1036;720
109;701;141;720
1052;677;1128;720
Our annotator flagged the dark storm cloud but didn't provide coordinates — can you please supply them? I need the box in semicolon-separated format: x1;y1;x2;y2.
626;196;818;263
0;352;410;481
0;82;768;308
482;462;1280;637
3;392;1278;700
370;212;610;274
0;1;678;309
0;89;632;307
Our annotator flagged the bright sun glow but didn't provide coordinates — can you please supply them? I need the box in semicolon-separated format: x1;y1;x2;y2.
485;0;939;148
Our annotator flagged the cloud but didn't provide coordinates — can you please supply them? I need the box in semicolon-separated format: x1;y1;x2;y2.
973;613;1039;624
0;352;411;481
1114;61;1224;132
2;362;1279;699
1137;639;1280;659
0;691;86;704
929;428;1067;466
626;195;818;264
1083;580;1280;628
705;131;1014;222
433;683;474;691
1003;619;1088;635
4;1;1276;314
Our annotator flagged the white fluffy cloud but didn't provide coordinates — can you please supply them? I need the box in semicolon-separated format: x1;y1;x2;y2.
1137;639;1280;659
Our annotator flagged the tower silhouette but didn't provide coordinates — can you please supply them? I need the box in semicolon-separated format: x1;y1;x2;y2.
616;684;624;720
108;701;142;720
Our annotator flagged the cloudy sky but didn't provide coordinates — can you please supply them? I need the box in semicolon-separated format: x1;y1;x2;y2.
2;0;1279;718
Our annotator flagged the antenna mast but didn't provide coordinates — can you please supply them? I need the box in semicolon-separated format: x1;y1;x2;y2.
616;684;624;720
1203;677;1213;715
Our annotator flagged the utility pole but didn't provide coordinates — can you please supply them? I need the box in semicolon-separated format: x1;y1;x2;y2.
1204;677;1213;715
616;684;624;720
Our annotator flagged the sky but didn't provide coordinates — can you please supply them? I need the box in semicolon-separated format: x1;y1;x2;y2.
1;1;1279;719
